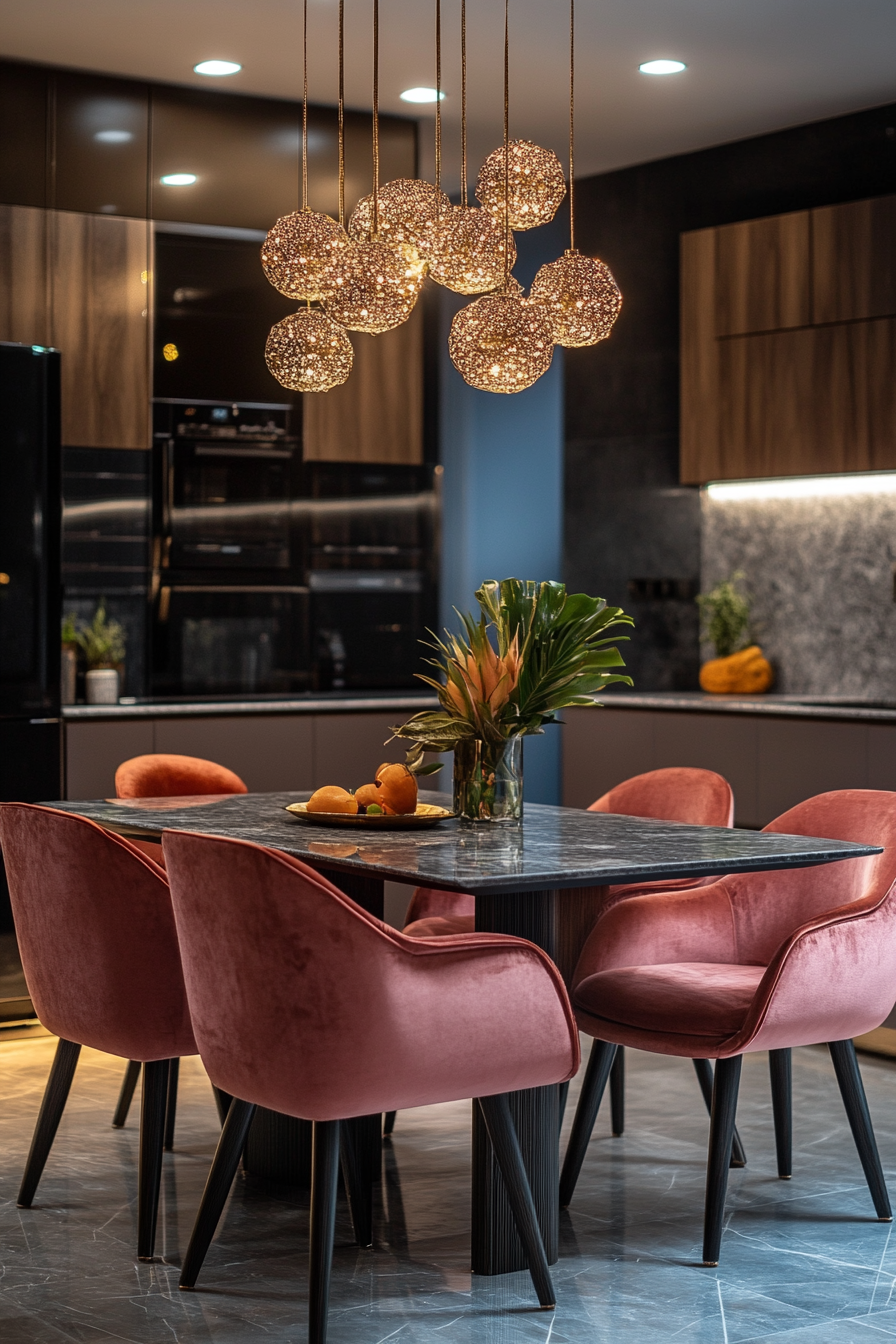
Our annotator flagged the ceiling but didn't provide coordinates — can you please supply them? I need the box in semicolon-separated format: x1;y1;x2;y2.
1;0;894;192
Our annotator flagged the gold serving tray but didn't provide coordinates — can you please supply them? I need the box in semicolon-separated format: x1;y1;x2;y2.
284;801;453;830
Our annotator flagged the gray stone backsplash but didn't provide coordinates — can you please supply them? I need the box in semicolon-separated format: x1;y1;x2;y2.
701;492;896;697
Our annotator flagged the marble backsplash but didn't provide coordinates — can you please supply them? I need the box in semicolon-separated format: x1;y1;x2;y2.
701;492;896;698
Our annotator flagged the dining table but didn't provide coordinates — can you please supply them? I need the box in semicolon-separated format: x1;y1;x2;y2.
45;789;880;1277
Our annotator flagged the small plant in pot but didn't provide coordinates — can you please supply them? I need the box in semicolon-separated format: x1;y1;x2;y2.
75;604;127;704
696;571;772;693
60;612;79;705
391;578;634;822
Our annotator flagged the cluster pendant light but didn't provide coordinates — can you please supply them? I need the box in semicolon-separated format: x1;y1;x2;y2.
260;0;620;395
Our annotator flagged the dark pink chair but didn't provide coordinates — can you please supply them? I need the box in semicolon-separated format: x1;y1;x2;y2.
0;803;198;1261
161;830;579;1340
559;789;896;1266
403;767;736;1146
111;752;248;1136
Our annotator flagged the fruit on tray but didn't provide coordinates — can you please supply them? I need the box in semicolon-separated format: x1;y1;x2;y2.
354;783;381;809
374;762;418;814
306;785;359;814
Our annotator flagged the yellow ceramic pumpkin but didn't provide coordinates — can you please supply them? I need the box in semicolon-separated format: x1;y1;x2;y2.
699;645;774;694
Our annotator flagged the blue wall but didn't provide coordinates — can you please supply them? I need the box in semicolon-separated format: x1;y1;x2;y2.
437;219;566;804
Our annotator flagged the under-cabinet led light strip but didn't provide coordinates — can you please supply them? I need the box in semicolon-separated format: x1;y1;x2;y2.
705;473;896;501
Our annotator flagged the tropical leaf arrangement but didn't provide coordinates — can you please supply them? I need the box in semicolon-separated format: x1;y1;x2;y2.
391;578;634;753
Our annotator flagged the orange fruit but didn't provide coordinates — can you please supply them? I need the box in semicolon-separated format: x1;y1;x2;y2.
354;782;382;808
306;785;358;814
374;762;418;815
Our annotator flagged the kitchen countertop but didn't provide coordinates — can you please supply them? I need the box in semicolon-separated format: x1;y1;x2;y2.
62;692;439;721
595;691;896;723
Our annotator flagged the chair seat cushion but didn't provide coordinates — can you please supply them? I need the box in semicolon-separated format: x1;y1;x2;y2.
403;914;476;938
574;962;766;1038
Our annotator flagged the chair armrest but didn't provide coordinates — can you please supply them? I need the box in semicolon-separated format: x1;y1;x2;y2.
729;884;896;1054
572;881;738;989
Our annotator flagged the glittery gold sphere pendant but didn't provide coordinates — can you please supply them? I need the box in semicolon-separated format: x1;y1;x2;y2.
425;205;517;294
476;140;567;230
448;280;554;394
324;240;423;334
261;210;351;303
529;250;623;347
348;179;450;261
265;309;354;392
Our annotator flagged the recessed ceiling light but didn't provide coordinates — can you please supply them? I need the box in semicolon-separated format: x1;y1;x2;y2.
193;60;242;77
94;129;133;144
639;59;687;75
160;173;197;186
400;87;446;104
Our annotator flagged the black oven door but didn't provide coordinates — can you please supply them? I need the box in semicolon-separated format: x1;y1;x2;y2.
153;585;310;697
309;572;427;691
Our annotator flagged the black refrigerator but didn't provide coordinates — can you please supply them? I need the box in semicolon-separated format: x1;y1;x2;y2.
0;342;62;1018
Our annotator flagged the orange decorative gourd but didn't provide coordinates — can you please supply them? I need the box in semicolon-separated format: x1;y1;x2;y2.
699;645;774;695
307;786;359;814
374;762;418;815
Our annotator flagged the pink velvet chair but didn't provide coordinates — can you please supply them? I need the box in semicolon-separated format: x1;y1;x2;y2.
161;830;579;1340
111;752;248;1137
0;803;198;1261
559;789;896;1266
402;767;736;1147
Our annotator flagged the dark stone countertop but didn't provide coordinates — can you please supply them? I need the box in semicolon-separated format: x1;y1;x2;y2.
45;792;880;894
62;692;438;721
596;692;896;722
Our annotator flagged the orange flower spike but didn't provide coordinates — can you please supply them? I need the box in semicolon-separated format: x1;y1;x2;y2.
445;677;469;718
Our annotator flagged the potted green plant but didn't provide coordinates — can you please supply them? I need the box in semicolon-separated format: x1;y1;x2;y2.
75;604;127;704
696;572;772;693
60;612;79;705
391;578;634;821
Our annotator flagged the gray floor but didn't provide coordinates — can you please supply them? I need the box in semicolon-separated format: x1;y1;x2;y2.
2;1037;896;1344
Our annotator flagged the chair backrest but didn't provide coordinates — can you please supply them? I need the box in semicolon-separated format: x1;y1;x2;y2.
721;790;896;963
588;767;734;828
403;886;476;926
0;804;196;1061
162;829;577;1121
115;753;248;799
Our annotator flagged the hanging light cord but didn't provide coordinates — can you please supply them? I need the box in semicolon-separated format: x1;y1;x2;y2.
503;0;510;282
338;0;345;226
372;0;380;236
569;0;575;252
435;0;442;196
460;0;467;206
302;0;308;211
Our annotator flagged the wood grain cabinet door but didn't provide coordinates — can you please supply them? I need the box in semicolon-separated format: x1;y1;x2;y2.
0;204;51;348
48;210;150;448
714;210;811;336
812;195;896;325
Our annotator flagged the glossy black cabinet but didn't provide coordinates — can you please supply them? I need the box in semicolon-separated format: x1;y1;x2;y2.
0;62;48;208
54;72;149;218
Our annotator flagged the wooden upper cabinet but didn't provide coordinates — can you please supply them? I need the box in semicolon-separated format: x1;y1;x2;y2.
714;210;811;336
812;194;896;324
0;205;51;347
302;303;423;464
681;192;896;484
48;211;150;448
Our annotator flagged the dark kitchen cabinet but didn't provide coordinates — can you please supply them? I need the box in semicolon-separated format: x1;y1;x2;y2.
54;72;149;218
0;61;48;209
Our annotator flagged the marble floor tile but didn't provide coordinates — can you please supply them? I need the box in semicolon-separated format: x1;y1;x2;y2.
2;1037;896;1342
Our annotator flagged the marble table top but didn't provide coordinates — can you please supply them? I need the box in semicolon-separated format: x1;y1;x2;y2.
44;792;881;894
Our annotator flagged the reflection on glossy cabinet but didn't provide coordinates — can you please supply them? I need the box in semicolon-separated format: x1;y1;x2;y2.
48;211;150;448
302;303;423;464
0;205;51;347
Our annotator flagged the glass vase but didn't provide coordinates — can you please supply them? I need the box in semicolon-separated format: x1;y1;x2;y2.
453;737;523;822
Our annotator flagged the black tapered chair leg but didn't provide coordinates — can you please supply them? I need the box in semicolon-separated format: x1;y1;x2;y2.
340;1120;373;1248
179;1098;257;1288
112;1060;141;1128
559;1039;617;1208
610;1046;625;1135
477;1093;555;1308
138;1059;171;1261
18;1038;82;1207
309;1119;341;1344
212;1086;232;1127
769;1048;792;1179
383;1111;396;1136
702;1054;743;1266
829;1039;892;1220
163;1058;180;1152
557;1080;570;1135
693;1058;747;1168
